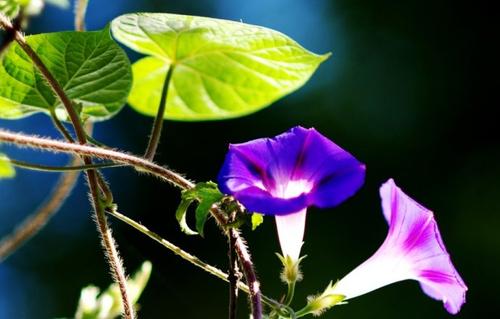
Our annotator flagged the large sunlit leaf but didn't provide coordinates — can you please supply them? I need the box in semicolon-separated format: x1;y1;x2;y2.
111;13;329;121
0;153;15;179
0;27;132;121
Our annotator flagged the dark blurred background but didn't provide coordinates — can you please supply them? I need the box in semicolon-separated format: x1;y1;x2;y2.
0;0;498;318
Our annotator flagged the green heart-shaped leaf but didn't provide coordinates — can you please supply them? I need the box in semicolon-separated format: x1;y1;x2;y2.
0;27;132;121
111;13;329;121
0;153;15;179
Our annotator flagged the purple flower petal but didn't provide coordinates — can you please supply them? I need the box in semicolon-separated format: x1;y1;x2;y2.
328;179;467;314
217;126;365;215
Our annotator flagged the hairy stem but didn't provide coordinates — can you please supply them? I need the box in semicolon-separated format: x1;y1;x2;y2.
0;17;134;318
0;129;264;317
90;186;133;319
74;0;89;32
144;65;175;161
0;129;194;189
234;230;263;319
0;121;93;262
0;156;81;262
106;208;281;310
228;213;240;319
209;209;263;319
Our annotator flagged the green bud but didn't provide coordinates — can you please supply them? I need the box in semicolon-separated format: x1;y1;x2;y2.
302;281;345;317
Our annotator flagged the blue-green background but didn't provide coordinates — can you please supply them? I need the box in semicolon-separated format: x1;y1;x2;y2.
0;0;497;318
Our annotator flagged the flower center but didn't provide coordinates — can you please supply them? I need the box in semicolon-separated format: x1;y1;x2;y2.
280;179;314;199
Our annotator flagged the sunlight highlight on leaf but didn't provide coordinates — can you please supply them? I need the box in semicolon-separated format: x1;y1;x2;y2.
111;13;329;121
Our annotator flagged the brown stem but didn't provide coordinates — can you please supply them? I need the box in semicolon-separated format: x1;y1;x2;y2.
89;175;133;318
0;129;194;189
0;129;263;318
228;213;240;319
210;209;262;319
0;156;81;262
0;17;134;319
233;229;263;319
0;122;93;262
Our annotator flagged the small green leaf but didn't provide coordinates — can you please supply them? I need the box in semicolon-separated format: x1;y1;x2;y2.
191;182;223;236
0;26;132;122
0;153;15;179
251;213;264;231
111;13;329;121
175;196;198;236
175;182;223;237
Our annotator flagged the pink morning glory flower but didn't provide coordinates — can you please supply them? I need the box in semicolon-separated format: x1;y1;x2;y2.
217;126;365;261
328;179;467;314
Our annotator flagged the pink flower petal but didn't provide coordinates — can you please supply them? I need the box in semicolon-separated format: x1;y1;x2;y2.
329;179;467;314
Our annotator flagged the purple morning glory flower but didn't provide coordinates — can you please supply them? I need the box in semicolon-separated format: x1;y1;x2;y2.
217;126;365;261
328;179;467;314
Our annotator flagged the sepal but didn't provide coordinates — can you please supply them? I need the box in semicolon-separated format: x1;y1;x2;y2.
277;253;306;284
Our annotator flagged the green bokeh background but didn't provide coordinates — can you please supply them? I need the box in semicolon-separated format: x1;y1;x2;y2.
0;0;497;318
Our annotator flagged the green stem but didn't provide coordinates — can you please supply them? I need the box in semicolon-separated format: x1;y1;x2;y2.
284;281;296;306
49;107;75;142
49;110;113;204
0;129;267;318
106;208;281;309
144;65;175;161
294;305;313;318
9;158;122;172
85;132;111;149
0;118;92;262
